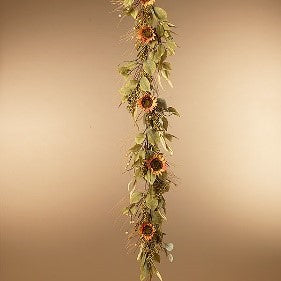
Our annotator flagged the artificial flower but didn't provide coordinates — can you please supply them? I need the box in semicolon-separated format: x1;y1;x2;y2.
140;222;156;241
138;93;157;112
146;154;167;175
137;26;155;44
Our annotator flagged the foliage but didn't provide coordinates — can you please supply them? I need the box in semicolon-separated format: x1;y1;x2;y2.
114;0;179;280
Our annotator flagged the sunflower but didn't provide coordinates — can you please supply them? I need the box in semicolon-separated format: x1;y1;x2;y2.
137;26;155;44
146;154;167;176
140;0;156;6
140;222;156;241
138;93;157;112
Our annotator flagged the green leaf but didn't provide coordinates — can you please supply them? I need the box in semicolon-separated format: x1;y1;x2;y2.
120;79;138;98
130;191;143;204
148;51;155;61
152;210;163;224
162;117;168;130
147;129;160;146
157;98;167;110
156;271;163;281
160;49;168;63
162;62;172;70
154;7;168;20
161;68;169;78
163;22;171;30
143;60;156;75
133;158;141;168
119;86;130;97
137;244;144;261
154;253;161;263
145;170;156;185
118;61;136;78
130;8;138;19
165;133;177;142
160;135;173;155
149;40;157;48
140;272;146;281
140;263;149;281
165;243;174;252
141;253;147;267
156;24;165;37
164;30;171;39
140;76;151;91
135;167;143;178
138;149;145;160
129;143;142;152
135;133;145;144
119;91;128;103
146;193;158;210
133;105;138;121
151;12;159;26
167;22;176;28
118;66;130;77
167;107;180;116
161;69;173;88
154;45;166;62
122;61;137;68
123;0;134;7
122;207;129;215
124;205;137;216
127;79;138;90
158;209;167;221
128;179;136;193
168;253;174;263
166;40;177;55
157;73;164;90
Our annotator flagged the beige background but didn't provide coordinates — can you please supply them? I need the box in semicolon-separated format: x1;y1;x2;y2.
1;0;281;280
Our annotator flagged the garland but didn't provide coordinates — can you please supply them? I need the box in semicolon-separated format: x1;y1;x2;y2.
113;1;179;280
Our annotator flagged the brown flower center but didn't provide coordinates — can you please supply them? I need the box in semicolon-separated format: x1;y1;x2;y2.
141;0;150;4
141;96;153;108
142;27;153;39
143;225;153;235
150;158;163;171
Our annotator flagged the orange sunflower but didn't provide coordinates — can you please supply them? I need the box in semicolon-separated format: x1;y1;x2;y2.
140;222;156;241
140;0;156;6
138;93;157;112
137;26;155;44
146;154;167;176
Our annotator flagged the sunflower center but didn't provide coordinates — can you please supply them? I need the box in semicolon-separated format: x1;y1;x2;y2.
150;158;163;171
142;28;153;39
143;225;153;235
141;96;153;108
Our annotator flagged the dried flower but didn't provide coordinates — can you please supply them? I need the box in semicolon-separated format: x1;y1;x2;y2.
140;222;156;241
137;26;155;44
146;154;167;175
138;93;157;112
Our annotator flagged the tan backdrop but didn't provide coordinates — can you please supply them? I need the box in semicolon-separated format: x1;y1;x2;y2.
1;0;281;280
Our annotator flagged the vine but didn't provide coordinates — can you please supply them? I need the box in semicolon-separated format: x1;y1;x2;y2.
113;1;179;280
